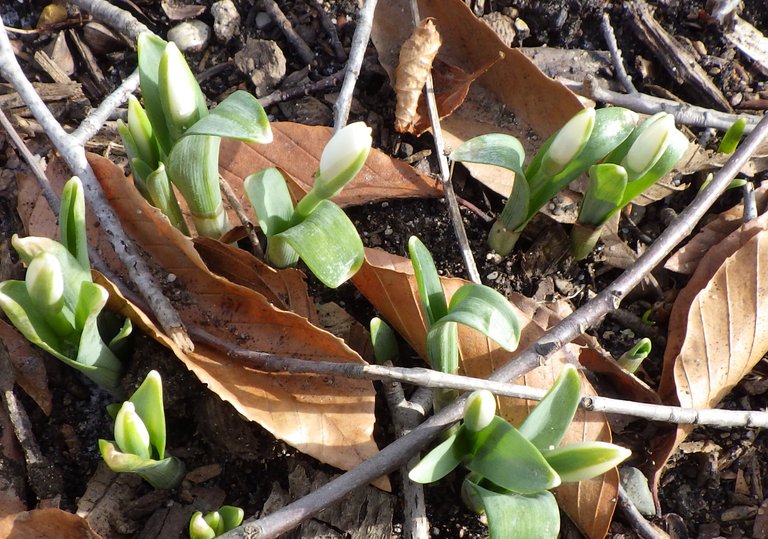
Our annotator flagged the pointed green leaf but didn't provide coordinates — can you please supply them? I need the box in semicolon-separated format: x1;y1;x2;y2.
59;177;90;270
270;200;363;288
441;283;520;351
467;417;560;494
370;317;399;364
137;32;172;156
189;512;216;539
129;370;167;460
218;506;244;531
426;319;458;374
408;432;463;483
450;133;526;178
718;117;747;154
127;95;159;167
98;439;185;489
146;163;189;235
184;90;272;143
494;173;531;234
543;441;631;482
407;236;448;326
243;167;294;238
464;479;560;539
518;364;581;452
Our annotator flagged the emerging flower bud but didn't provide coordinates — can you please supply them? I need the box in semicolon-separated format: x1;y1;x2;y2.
463;389;497;432
159;42;206;139
543;108;596;175
127;96;158;167
114;401;152;460
317;121;372;197
622;113;675;179
25;252;64;314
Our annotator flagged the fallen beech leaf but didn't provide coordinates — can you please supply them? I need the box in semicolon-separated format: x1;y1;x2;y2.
0;508;103;539
352;248;618;537
193;237;319;324
23;156;382;479
665;182;768;274
219;122;442;216
653;211;768;484
395;18;441;133
0;320;52;415
372;0;583;196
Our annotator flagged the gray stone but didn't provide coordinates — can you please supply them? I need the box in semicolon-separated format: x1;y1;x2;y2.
211;0;240;43
481;11;516;47
234;38;286;96
167;20;210;53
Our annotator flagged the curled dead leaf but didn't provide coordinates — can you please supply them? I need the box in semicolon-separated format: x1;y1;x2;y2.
395;18;441;133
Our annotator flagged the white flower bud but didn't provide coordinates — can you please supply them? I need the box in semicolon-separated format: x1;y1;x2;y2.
463;389;497;432
25;252;64;313
317;121;372;196
159;41;205;137
544;108;596;173
114;401;152;460
622;113;675;179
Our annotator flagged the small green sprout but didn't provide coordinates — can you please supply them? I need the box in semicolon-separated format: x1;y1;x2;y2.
718;117;747;154
407;236;520;410
570;112;689;259
189;505;244;539
243;122;370;288
99;370;185;489
451;107;638;255
119;32;272;238
409;365;631;539
370;317;399;364
0;177;131;394
617;337;652;374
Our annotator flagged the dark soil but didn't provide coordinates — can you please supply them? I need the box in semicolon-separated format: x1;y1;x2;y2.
2;1;768;538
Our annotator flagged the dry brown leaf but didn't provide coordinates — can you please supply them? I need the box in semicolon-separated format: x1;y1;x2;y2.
218;122;442;217
0;320;52;415
394;18;441;133
0;508;103;539
652;211;768;483
372;0;583;196
193;237;319;324
20;156;382;479
352;248;618;538
665;182;768;274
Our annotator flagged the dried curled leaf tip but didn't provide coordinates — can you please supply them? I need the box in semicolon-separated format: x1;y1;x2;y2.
394;18;441;133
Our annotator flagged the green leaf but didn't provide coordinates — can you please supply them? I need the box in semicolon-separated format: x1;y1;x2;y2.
166;135;229;238
59;177;90;270
718;117;747;154
270;200;363;288
129;370;167;460
218;506;244;532
114;401;152;459
426;318;458;374
370;317;399;364
467;417;560;494
137;32;172;156
0;280;68;352
407;236;448;326
518;364;581;452
493;174;531;234
243;167;294;238
145;163;189;235
450;134;526;178
617;337;652;373
543;441;631;482
408;432;463;483
578;164;628;227
98;439;185;489
463;479;560;539
189;512;216;539
127;95;159;167
441;283;520;351
184;90;272;143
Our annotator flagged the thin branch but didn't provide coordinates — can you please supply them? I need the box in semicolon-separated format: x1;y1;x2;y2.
0;17;193;353
72;69;140;145
68;0;149;41
601;12;637;94
219;175;265;258
617;484;660;539
308;0;347;60
333;0;378;132
259;70;343;108
219;110;768;539
743;181;757;223
407;1;481;284
261;0;315;66
564;75;758;133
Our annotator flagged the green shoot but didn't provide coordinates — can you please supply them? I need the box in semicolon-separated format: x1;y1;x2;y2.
617;337;652;373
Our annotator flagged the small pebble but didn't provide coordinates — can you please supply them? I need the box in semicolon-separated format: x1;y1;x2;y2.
730;92;743;107
212;0;240;43
384;226;393;236
513;17;531;43
167;20;210;53
381;201;389;208
486;271;499;281
255;11;272;30
166;273;177;283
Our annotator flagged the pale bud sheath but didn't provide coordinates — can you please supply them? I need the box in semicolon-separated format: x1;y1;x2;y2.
622;113;675;178
542;108;596;175
25;252;64;314
463;389;497;432
114;401;152;460
317;122;372;196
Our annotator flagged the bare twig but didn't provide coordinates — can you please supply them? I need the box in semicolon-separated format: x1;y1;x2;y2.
261;0;315;66
308;0;347;60
259;70;343;108
743;181;757;223
72;69;140;145
219;175;265;258
617;484;661;539
0;17;193;353
219;109;768;539
68;0;149;41
333;0;378;131
563;75;759;133
601;12;637;94
407;1;480;284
